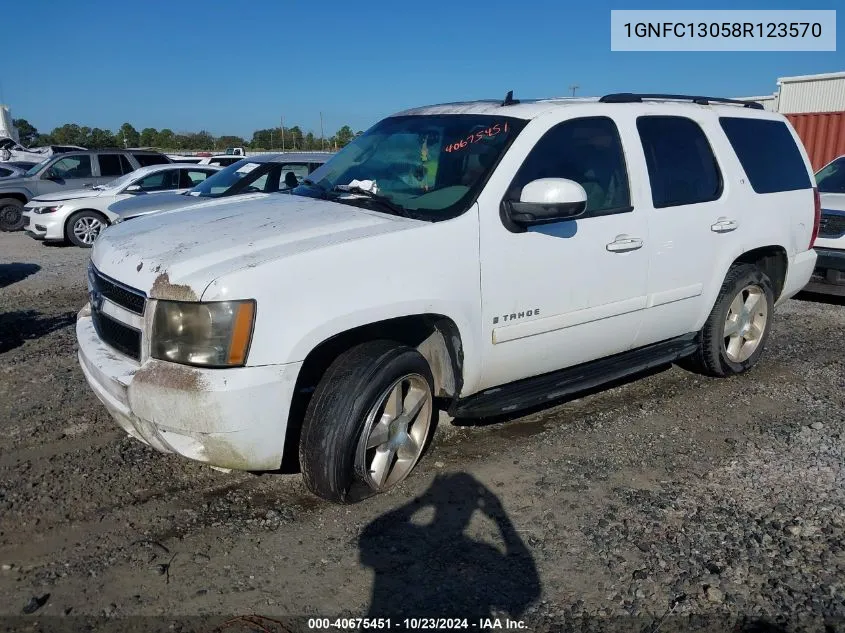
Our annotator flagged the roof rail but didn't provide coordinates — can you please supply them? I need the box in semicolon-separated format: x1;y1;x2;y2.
599;93;764;110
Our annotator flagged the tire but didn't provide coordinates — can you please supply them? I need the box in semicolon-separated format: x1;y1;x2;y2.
66;210;108;248
681;264;775;377
0;198;25;232
299;340;435;503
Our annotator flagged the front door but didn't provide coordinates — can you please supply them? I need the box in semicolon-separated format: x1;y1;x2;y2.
40;154;95;194
477;116;650;390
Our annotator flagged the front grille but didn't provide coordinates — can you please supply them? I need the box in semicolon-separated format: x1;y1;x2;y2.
90;268;146;315
819;210;845;239
92;310;141;360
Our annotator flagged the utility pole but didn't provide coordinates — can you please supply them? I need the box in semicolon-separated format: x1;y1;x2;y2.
569;84;580;97
320;112;325;151
280;116;285;152
270;129;273;150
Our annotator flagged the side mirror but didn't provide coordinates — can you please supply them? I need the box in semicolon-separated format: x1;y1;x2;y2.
504;178;588;229
125;184;142;193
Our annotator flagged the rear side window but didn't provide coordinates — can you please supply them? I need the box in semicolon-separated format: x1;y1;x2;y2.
637;116;722;208
132;153;169;167
179;169;216;188
98;154;124;177
719;117;811;193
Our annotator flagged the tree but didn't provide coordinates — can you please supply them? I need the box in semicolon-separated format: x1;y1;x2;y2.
216;135;246;150
140;127;159;147
50;124;85;146
118;123;140;148
156;128;175;149
88;128;117;149
304;132;316;151
335;125;355;148
12;119;39;146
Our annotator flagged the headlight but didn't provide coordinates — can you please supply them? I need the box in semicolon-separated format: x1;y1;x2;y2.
33;205;62;214
152;300;256;367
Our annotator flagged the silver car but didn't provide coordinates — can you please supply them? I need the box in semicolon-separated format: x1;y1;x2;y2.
108;152;333;222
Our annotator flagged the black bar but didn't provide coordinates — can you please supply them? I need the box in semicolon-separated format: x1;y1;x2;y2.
599;93;764;109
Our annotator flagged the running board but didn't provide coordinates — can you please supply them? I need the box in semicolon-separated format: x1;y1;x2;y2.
450;333;698;419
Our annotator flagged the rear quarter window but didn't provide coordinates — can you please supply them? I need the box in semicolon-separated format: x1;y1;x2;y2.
719;117;811;193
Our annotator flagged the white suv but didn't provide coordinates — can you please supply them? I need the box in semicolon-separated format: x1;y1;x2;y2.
77;93;819;502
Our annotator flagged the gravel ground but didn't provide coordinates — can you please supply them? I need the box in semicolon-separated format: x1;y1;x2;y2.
1;231;844;633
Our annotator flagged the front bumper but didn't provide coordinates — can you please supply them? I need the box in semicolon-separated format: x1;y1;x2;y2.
76;310;303;470
23;208;68;241
804;248;845;296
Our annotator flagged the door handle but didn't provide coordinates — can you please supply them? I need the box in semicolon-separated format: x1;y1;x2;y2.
711;217;738;233
606;234;644;253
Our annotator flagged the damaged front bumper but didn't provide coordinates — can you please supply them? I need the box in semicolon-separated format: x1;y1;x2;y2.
76;307;303;470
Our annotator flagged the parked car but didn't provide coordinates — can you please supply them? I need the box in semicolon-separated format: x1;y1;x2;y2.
78;93;818;502
0;149;171;231
167;154;243;166
107;152;331;222
22;164;221;247
0;137;87;163
804;155;845;296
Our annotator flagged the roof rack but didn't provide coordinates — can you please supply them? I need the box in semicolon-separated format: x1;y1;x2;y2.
599;93;764;110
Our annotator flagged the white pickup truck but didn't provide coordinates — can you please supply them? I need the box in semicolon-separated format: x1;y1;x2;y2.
78;93;819;502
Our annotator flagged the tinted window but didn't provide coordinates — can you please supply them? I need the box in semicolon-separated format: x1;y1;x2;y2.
98;154;123;177
719;117;811;194
179;169;216;188
136;170;181;192
814;156;845;194
50;155;93;179
133;153;169;167
279;163;310;189
120;155;134;174
507;117;631;216
637;116;722;208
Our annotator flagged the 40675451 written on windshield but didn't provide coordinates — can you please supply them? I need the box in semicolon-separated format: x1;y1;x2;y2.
444;123;510;153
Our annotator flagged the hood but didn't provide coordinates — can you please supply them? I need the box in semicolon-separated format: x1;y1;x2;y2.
92;194;423;300
108;191;196;217
31;188;103;203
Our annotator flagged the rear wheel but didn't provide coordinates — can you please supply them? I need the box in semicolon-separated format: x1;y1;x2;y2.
299;340;435;503
681;264;774;377
66;210;107;248
0;198;25;232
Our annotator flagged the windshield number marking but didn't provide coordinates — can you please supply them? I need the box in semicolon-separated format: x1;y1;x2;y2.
444;122;509;153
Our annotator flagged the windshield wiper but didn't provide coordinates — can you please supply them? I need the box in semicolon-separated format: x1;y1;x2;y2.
331;185;410;218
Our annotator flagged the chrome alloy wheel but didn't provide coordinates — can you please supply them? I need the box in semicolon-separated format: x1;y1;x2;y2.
73;216;104;245
356;373;433;492
723;284;768;363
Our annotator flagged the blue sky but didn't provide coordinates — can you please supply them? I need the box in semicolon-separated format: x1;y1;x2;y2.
2;0;843;139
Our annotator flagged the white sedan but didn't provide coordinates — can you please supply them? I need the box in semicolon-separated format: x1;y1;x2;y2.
23;164;221;247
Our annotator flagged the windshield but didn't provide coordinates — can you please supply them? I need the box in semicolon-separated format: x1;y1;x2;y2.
25;158;52;177
188;159;279;197
295;114;527;220
816;156;845;194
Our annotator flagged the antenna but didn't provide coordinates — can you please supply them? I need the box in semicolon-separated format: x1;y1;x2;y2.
502;90;520;106
569;84;580;97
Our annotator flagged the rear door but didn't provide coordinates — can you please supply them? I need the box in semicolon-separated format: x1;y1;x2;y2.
632;114;737;348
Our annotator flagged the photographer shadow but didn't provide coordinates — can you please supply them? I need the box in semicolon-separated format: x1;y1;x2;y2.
359;473;540;628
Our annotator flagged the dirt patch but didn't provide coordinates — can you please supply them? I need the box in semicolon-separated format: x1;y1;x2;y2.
150;272;198;302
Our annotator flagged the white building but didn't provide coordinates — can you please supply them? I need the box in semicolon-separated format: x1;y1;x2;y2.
735;71;845;114
0;105;18;141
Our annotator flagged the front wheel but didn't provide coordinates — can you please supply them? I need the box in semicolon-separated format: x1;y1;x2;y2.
0;198;25;232
299;340;435;503
66;211;107;248
682;264;775;377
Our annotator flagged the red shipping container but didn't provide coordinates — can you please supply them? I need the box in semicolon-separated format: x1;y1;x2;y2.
785;111;845;172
